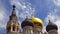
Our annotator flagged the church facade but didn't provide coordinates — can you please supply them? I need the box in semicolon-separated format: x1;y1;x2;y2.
6;5;58;34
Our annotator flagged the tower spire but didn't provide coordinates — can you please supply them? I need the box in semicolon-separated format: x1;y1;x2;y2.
9;4;17;20
11;4;16;15
6;4;20;34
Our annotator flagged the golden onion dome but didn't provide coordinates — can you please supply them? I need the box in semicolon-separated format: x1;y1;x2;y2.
31;16;43;28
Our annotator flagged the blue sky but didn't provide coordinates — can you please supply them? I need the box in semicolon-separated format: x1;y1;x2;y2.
0;0;60;34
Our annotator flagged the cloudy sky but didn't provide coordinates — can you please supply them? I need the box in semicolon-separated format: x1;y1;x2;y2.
0;0;60;34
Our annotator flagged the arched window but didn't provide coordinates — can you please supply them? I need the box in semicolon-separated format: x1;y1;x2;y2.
13;26;15;31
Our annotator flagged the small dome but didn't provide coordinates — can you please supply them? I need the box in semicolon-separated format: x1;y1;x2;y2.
46;20;58;32
21;18;34;28
31;16;43;28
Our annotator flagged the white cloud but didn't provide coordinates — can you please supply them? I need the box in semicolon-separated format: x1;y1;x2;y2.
0;11;5;21
55;20;60;26
0;23;6;29
0;0;8;29
53;0;60;7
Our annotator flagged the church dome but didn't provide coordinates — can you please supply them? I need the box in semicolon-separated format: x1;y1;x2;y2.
31;16;43;28
21;18;34;28
46;20;58;32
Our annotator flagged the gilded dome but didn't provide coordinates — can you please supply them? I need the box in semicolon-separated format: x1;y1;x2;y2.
31;16;43;28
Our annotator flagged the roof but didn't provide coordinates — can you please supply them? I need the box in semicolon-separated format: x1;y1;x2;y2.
46;20;58;32
31;16;43;28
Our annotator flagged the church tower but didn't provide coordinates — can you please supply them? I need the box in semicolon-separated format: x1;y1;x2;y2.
6;5;20;34
46;20;58;34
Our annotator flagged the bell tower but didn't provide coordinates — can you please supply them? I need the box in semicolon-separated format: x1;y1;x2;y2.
6;5;20;34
